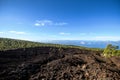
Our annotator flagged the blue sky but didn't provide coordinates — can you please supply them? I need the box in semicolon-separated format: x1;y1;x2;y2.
0;0;120;41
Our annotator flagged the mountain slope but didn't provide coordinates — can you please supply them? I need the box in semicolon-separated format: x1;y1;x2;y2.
0;38;120;80
0;38;102;51
0;38;59;50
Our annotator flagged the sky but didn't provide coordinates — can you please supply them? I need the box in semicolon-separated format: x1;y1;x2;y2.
0;0;120;41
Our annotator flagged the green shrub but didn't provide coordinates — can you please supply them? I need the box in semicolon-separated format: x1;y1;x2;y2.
103;44;120;57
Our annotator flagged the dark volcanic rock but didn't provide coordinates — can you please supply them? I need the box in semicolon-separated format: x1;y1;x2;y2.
0;47;120;80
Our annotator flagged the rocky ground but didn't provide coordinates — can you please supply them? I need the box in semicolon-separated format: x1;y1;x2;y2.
0;47;120;80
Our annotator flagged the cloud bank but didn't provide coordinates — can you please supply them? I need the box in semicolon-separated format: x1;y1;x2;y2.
0;32;4;34
59;32;71;35
9;31;26;35
0;31;27;35
34;20;67;27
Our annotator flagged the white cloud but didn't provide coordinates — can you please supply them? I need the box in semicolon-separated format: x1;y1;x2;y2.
9;31;26;35
80;41;86;44
34;20;67;27
35;20;52;26
35;23;44;26
0;32;4;34
54;22;68;26
59;32;71;35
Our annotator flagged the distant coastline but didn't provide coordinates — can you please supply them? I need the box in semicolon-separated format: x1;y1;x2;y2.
40;40;120;49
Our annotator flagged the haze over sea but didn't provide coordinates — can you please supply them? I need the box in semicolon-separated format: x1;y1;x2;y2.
41;40;120;49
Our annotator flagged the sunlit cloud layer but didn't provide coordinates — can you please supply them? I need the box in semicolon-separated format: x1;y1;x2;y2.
0;32;4;34
0;31;27;35
9;31;26;35
34;20;67;27
59;32;71;35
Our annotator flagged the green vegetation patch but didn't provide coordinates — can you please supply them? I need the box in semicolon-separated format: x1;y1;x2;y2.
103;44;120;57
0;38;103;51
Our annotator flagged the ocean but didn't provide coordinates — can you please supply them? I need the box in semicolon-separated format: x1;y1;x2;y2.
40;40;120;49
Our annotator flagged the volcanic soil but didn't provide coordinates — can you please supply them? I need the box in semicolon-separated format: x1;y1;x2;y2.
0;47;120;80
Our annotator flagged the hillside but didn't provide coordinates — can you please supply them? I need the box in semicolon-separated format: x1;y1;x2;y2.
0;38;102;51
0;38;83;50
0;38;120;80
0;38;61;50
